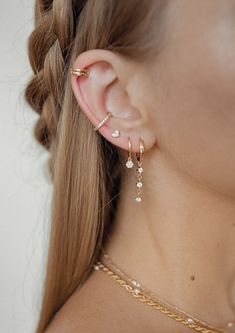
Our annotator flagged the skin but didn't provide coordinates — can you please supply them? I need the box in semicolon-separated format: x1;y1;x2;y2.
46;0;235;332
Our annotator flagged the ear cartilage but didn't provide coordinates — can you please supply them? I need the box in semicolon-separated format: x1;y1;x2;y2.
93;112;112;131
70;67;89;77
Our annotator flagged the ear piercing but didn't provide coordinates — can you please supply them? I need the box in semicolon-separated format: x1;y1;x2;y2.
135;138;144;203
70;67;120;136
112;130;120;138
93;112;112;131
94;113;120;136
126;137;134;168
71;68;145;203
125;137;144;202
70;67;89;77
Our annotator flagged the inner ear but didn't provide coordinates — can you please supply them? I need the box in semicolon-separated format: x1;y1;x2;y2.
89;61;117;86
105;79;141;121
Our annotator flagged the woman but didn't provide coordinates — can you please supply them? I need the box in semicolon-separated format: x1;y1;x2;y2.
25;0;235;332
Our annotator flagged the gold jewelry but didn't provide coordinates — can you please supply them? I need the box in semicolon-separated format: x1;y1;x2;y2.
70;68;113;132
126;137;134;168
135;138;144;203
93;252;235;333
70;67;89;77
93;112;112;131
111;130;120;138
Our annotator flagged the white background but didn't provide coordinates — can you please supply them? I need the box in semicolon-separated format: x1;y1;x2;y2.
0;1;51;332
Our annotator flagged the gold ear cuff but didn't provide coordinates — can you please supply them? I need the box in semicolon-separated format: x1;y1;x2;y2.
93;112;112;131
70;67;89;77
70;67;116;133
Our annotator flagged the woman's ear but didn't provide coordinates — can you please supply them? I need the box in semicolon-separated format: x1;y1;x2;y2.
70;49;156;153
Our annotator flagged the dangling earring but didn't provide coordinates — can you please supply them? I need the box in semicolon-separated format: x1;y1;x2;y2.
126;137;134;168
135;138;144;203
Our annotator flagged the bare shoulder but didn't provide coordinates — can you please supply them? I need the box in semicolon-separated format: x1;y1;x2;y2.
44;267;168;333
44;268;133;333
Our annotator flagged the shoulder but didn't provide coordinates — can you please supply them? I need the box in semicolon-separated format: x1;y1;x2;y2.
43;268;127;333
43;266;165;333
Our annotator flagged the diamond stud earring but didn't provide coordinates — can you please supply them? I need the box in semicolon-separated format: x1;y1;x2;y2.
112;130;120;138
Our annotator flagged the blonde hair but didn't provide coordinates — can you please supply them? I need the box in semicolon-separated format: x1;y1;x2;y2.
25;0;166;332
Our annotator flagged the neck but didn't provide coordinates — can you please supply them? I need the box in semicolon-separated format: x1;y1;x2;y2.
103;149;235;328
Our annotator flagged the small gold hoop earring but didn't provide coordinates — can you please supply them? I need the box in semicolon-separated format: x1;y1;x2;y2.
126;137;134;168
70;67;89;77
135;138;144;203
93;112;112;131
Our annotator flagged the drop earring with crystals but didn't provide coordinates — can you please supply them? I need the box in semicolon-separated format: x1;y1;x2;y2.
126;137;134;168
135;138;144;203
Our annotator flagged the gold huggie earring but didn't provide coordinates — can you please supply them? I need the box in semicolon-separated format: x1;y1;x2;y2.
126;137;134;168
93;112;112;131
135;138;144;203
70;67;89;77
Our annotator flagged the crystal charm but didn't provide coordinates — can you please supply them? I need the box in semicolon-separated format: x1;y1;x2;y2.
126;159;134;168
138;167;143;173
135;197;142;202
132;280;141;288
137;182;143;188
187;318;195;324
133;288;141;295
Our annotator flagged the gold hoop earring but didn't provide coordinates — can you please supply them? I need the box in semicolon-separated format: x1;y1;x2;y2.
70;67;89;77
135;138;144;203
93;112;112;131
126;137;134;168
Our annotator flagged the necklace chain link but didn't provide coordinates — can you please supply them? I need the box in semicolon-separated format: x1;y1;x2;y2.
93;249;235;333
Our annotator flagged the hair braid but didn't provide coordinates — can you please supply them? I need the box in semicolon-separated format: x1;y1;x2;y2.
25;0;86;155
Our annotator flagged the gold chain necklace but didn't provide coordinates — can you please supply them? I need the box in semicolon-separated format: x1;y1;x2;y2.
93;249;235;333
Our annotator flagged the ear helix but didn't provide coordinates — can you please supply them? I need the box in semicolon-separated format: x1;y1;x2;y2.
70;67;120;137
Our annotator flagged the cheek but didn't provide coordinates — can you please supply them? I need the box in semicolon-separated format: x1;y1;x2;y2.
149;10;235;195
